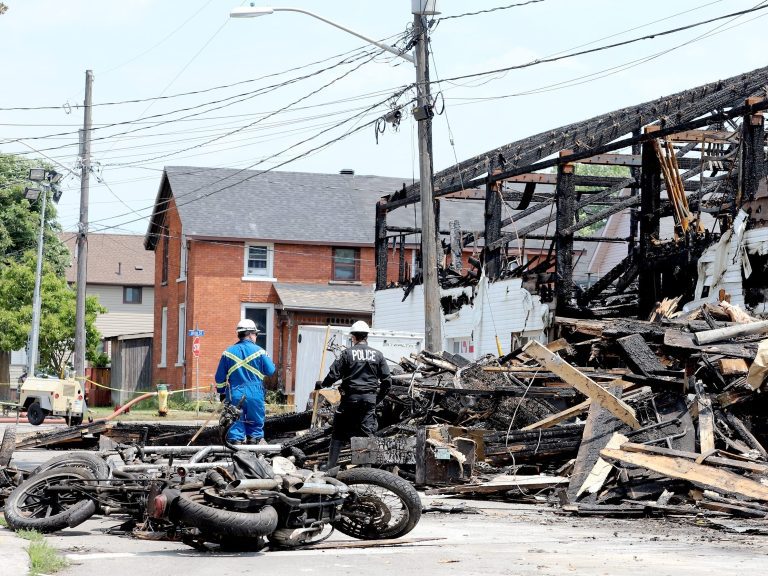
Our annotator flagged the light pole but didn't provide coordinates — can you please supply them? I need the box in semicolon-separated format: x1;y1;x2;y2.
230;2;444;351
24;169;63;377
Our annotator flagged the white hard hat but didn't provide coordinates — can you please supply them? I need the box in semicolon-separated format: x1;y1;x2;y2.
236;318;259;333
349;320;371;334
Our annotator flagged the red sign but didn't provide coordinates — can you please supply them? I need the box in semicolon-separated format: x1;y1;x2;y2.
192;336;201;358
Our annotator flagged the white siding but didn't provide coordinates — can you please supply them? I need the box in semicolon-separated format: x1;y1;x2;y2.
373;276;550;358
87;284;154;338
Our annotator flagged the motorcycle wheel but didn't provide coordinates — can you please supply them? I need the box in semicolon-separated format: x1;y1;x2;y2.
170;491;279;540
3;467;97;533
32;451;110;479
333;467;422;540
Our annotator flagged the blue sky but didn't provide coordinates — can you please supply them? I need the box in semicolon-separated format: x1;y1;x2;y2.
1;0;765;235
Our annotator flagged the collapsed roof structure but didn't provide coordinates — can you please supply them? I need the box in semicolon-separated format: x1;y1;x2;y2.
374;65;768;320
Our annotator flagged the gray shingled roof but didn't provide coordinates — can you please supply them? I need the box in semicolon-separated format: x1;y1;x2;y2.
274;282;373;314
61;233;154;286
146;166;494;247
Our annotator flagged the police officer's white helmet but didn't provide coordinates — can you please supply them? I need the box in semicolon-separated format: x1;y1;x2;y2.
349;320;370;334
236;318;259;334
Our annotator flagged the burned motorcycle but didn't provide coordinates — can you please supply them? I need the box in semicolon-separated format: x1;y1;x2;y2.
3;400;422;549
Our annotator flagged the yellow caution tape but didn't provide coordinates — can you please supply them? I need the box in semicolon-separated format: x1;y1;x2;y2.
85;379;214;396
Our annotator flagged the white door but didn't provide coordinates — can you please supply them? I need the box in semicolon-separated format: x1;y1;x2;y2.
294;326;347;411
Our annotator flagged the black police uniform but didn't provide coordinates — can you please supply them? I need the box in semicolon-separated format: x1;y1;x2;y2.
320;340;392;442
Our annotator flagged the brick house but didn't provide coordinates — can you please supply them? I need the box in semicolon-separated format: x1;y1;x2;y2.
144;167;438;400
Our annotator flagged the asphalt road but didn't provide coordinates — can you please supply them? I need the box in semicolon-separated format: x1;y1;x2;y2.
33;501;766;576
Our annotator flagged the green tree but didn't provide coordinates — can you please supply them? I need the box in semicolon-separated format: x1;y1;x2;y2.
0;154;69;274
574;163;631;237
0;253;105;376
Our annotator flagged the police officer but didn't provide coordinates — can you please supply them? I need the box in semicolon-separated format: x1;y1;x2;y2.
215;319;276;444
316;321;391;469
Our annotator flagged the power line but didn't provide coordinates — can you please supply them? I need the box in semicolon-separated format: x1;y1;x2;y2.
443;4;768;105
435;0;545;22
88;86;412;233
107;49;386;168
431;3;768;86
0;48;380;148
0;32;407;113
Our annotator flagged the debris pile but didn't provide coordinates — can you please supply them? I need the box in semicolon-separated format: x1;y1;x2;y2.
5;305;768;529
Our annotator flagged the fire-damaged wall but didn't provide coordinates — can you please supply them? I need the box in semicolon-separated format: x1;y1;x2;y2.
373;274;550;358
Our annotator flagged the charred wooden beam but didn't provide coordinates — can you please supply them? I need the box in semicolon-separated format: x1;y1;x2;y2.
739;97;766;208
556;154;576;315
578;252;634;305
375;198;388;290
394;66;768;203
484;178;503;280
638;126;663;318
488;178;634;250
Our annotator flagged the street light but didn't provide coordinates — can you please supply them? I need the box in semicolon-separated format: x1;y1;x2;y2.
25;169;63;377
230;6;415;64
229;3;444;351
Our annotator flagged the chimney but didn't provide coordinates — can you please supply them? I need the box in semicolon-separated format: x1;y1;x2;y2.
339;169;354;176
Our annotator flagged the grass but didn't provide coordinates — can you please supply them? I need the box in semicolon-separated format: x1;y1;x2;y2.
0;515;7;527
16;530;68;576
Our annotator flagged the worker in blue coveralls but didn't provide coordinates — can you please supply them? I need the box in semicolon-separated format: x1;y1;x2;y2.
215;319;276;444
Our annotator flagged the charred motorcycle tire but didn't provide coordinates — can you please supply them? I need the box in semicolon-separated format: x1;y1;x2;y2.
3;467;97;533
169;492;279;539
0;426;16;467
32;451;110;479
333;467;422;540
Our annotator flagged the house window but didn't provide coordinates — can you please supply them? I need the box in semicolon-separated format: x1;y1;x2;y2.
177;304;186;365
242;305;273;355
333;247;359;281
179;233;187;280
161;229;169;284
244;244;273;278
159;307;168;367
123;286;142;304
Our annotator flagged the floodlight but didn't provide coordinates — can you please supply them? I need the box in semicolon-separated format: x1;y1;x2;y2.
28;168;46;182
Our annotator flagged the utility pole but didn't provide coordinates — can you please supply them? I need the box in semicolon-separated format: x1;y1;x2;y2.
74;70;93;380
412;2;442;352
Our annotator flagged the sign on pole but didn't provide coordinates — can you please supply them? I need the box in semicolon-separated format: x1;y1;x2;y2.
192;336;201;358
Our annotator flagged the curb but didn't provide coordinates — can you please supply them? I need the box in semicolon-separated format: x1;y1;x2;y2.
0;525;30;575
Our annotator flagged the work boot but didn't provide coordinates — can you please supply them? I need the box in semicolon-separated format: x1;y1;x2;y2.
321;439;344;471
246;436;268;445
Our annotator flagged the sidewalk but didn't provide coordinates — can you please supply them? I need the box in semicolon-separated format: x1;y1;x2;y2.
0;524;29;575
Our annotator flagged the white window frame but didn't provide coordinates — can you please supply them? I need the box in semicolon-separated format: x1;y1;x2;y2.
159;307;168;367
242;243;275;281
176;303;186;366
240;303;274;357
177;233;187;282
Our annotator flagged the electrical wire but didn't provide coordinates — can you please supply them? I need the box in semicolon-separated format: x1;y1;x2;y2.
107;49;387;168
0;32;407;112
431;3;768;86
87;86;413;232
435;0;545;22
0;48;382;149
442;3;768;105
